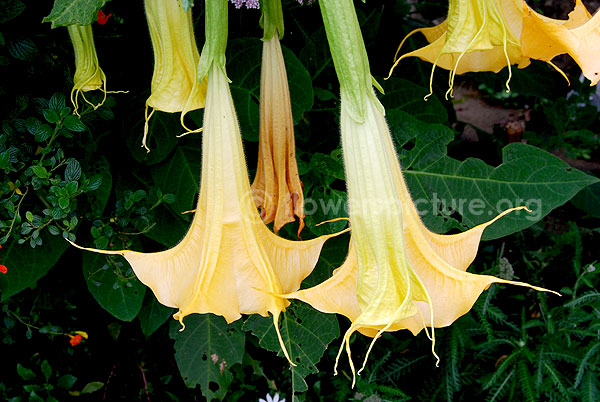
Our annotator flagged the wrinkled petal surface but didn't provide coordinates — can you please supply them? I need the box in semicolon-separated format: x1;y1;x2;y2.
252;35;305;234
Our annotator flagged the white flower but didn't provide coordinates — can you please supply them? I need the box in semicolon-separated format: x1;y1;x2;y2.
259;392;286;402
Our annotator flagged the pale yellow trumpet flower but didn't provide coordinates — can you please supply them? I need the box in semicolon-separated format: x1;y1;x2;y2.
389;0;531;97
70;61;345;365
285;92;558;385
521;0;600;85
67;24;108;115
143;0;207;151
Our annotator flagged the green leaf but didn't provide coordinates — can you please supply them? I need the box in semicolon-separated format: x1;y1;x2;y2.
0;0;25;24
380;77;448;124
85;157;112;216
82;252;145;321
64;158;81;181
386;109;599;239
302;233;349;288
63;115;87;132
80;381;103;394
304;187;348;236
229;86;259;142
43;109;60;124
125;110;182;165
169;314;245;400
142;204;189;247
151;145;201;215
49;93;66;113
581;371;600;402
17;363;36;381
31;166;50;179
243;302;340;393
8;39;36;61
57;374;77;390
138;293;174;337
0;232;69;300
42;0;107;28
571;183;600;218
227;37;314;141
40;360;52;382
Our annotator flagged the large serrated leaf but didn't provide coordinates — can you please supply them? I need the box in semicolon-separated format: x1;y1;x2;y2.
387;110;599;239
43;0;107;28
380;77;448;124
143;204;189;248
243;302;340;393
571;183;600;218
227;37;314;141
125;110;183;165
169;314;245;401
82;252;145;321
302;233;349;288
138;292;174;337
150;145;201;215
0;233;68;301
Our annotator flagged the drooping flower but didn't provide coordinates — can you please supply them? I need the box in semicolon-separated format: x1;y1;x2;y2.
67;24;108;115
389;0;531;97
521;1;600;85
388;0;596;95
285;0;557;385
143;0;208;151
251;2;305;234
0;264;7;274
71;0;343;364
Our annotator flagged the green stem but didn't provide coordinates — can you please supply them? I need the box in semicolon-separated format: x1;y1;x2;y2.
39;123;63;164
6;309;65;337
0;187;29;243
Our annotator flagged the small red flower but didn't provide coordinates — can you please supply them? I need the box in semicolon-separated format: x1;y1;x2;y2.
97;10;112;25
70;334;83;346
0;265;7;274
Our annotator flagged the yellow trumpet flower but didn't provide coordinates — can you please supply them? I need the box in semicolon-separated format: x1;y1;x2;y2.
143;0;207;151
284;93;558;385
67;24;108;115
70;62;345;365
251;32;305;235
521;0;600;86
389;0;531;97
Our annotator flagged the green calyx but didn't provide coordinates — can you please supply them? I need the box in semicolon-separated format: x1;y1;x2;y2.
260;0;284;40
198;0;229;81
319;0;381;123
